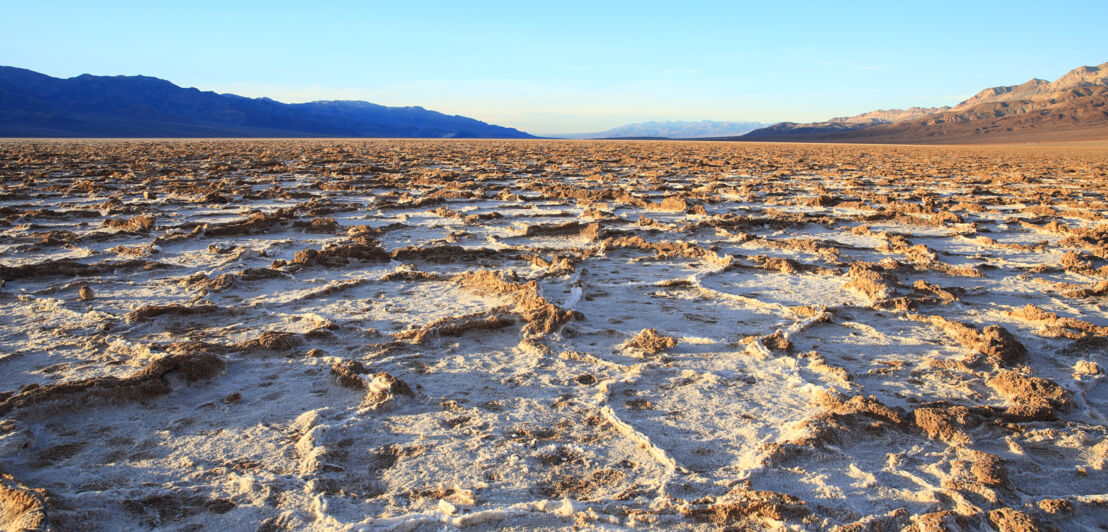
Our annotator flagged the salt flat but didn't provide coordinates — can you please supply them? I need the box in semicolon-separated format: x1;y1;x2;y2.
0;139;1106;530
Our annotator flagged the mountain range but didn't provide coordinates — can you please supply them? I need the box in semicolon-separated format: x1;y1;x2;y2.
0;66;534;138
738;62;1108;143
4;63;1106;143
558;120;766;139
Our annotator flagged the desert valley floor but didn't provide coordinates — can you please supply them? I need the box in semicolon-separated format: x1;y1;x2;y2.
0;139;1106;531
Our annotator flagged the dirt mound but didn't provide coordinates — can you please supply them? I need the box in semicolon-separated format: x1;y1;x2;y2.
453;270;574;337
912;279;959;304
0;351;224;418
905;510;976;532
390;245;510;264
394;311;515;344
280;242;390;268
647;196;690;212
525;254;577;276
0;259;167;281
1060;280;1108;298
103;214;156;233
125;304;222;324
912;405;981;445
622;328;677;355
330;359;369;389
379;269;448;282
680;484;811;526
180;268;285;294
520;221;593;238
976;326;1028;366
363;372;414;409
986;370;1074;420
203;211;289;237
987;507;1041;532
292;216;341;233
1008;304;1108;338
766;392;907;464
919;316;1027;366
758;329;793;352
235;331;303;353
0;468;46;531
843;262;898;304
603;235;730;266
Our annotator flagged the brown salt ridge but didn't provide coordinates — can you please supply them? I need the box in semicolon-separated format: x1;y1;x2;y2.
986;370;1075;421
0;468;46;531
394;310;516;345
0;258;169;282
678;483;811;527
453;269;574;338
124;303;224;324
622;328;678;355
914;314;1028;367
0;350;225;419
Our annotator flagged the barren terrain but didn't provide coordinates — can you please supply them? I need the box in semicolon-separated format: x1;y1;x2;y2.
738;62;1108;145
1;139;1107;530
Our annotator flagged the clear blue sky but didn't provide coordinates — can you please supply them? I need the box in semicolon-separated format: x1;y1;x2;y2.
3;1;1105;135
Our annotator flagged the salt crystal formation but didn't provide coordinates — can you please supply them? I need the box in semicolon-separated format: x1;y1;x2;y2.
0;139;1105;530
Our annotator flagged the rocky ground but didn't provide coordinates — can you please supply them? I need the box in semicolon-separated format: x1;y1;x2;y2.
0;139;1106;531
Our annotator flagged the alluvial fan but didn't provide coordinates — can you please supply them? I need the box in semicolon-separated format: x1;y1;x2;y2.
0;139;1106;530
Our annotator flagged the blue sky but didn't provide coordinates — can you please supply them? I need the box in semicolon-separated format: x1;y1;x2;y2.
3;1;1105;135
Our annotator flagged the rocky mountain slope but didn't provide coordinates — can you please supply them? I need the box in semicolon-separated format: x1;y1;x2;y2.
0;66;535;138
740;62;1108;143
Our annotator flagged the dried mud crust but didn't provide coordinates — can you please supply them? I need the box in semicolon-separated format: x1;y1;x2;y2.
0;350;225;419
0;139;1106;530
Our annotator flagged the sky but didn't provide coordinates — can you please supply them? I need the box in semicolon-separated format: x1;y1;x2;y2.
2;1;1106;135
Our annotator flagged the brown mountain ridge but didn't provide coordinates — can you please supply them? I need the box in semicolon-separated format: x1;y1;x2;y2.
739;62;1108;144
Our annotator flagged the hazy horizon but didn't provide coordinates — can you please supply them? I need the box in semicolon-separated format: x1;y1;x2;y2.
4;1;1105;135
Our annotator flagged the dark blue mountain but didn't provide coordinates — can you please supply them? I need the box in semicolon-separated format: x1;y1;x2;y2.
0;66;535;138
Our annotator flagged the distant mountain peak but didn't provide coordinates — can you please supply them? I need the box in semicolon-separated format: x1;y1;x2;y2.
1046;62;1108;92
741;60;1108;144
952;63;1108;111
826;106;950;125
560;119;767;139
